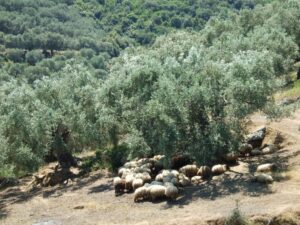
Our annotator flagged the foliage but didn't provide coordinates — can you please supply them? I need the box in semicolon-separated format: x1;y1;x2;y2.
225;202;249;225
0;0;300;176
98;0;299;163
0;65;107;175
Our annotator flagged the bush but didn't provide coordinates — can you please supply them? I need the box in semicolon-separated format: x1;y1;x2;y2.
25;50;44;65
226;201;249;225
6;48;25;63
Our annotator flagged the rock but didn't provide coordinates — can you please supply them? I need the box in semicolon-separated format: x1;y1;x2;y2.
261;128;283;149
32;165;75;187
246;126;266;148
73;205;84;209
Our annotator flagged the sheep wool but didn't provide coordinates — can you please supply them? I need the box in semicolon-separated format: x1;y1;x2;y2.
155;173;163;182
191;176;202;185
179;165;198;177
197;166;211;178
150;181;164;186
132;178;144;190
178;173;190;187
134;186;150;202
165;183;179;199
255;174;274;183
212;164;228;175
113;177;125;195
149;185;166;200
125;174;135;191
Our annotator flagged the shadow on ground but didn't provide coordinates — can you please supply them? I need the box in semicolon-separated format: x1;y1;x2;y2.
161;173;273;210
0;170;107;215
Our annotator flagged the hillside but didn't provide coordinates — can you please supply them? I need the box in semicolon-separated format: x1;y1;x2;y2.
1;109;300;225
0;0;262;83
0;0;300;224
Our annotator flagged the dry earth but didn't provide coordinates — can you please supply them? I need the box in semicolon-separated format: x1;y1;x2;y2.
1;110;300;225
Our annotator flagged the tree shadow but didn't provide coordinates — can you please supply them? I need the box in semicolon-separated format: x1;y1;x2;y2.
0;170;107;215
88;183;113;194
160;174;273;210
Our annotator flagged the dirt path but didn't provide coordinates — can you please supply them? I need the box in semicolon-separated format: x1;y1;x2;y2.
1;110;300;225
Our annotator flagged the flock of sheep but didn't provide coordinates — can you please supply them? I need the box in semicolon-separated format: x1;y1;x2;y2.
113;156;235;202
113;126;279;203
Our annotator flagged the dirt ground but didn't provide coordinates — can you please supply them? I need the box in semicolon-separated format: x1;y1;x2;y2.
1;110;300;225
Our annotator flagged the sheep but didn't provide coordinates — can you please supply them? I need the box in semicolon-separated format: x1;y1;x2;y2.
118;167;132;178
197;166;211;178
149;185;166;201
153;155;165;161
256;163;276;173
212;164;228;175
113;177;125;196
239;143;253;155
125;174;135;191
137;158;150;166
164;183;179;199
179;165;198;177
170;170;179;178
155;173;163;182
141;172;152;183
223;152;239;162
134;186;150;202
132;178;144;190
191;176;202;185
261;145;277;155
124;161;137;169
250;149;262;156
254;174;273;184
150;181;164;186
171;154;193;170
133;166;151;174
178;173;191;187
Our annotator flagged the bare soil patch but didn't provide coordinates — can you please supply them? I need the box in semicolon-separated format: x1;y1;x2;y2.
1;110;300;225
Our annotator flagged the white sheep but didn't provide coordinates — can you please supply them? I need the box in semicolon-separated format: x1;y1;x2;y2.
256;163;276;173
149;185;166;200
113;177;125;195
239;143;253;155
164;183;179;199
150;181;164;186
197;166;211;178
132;178;144;190
124;161;137;169
191;176;202;185
254;174;273;183
178;173;190;187
155;173;163;182
224;152;239;162
179;165;198;177
125;174;135;191
134;186;150;202
212;164;228;175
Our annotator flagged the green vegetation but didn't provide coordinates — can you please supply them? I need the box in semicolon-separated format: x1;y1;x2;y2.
0;0;299;177
225;202;249;225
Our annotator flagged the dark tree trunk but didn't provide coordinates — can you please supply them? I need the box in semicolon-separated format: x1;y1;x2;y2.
297;67;300;80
